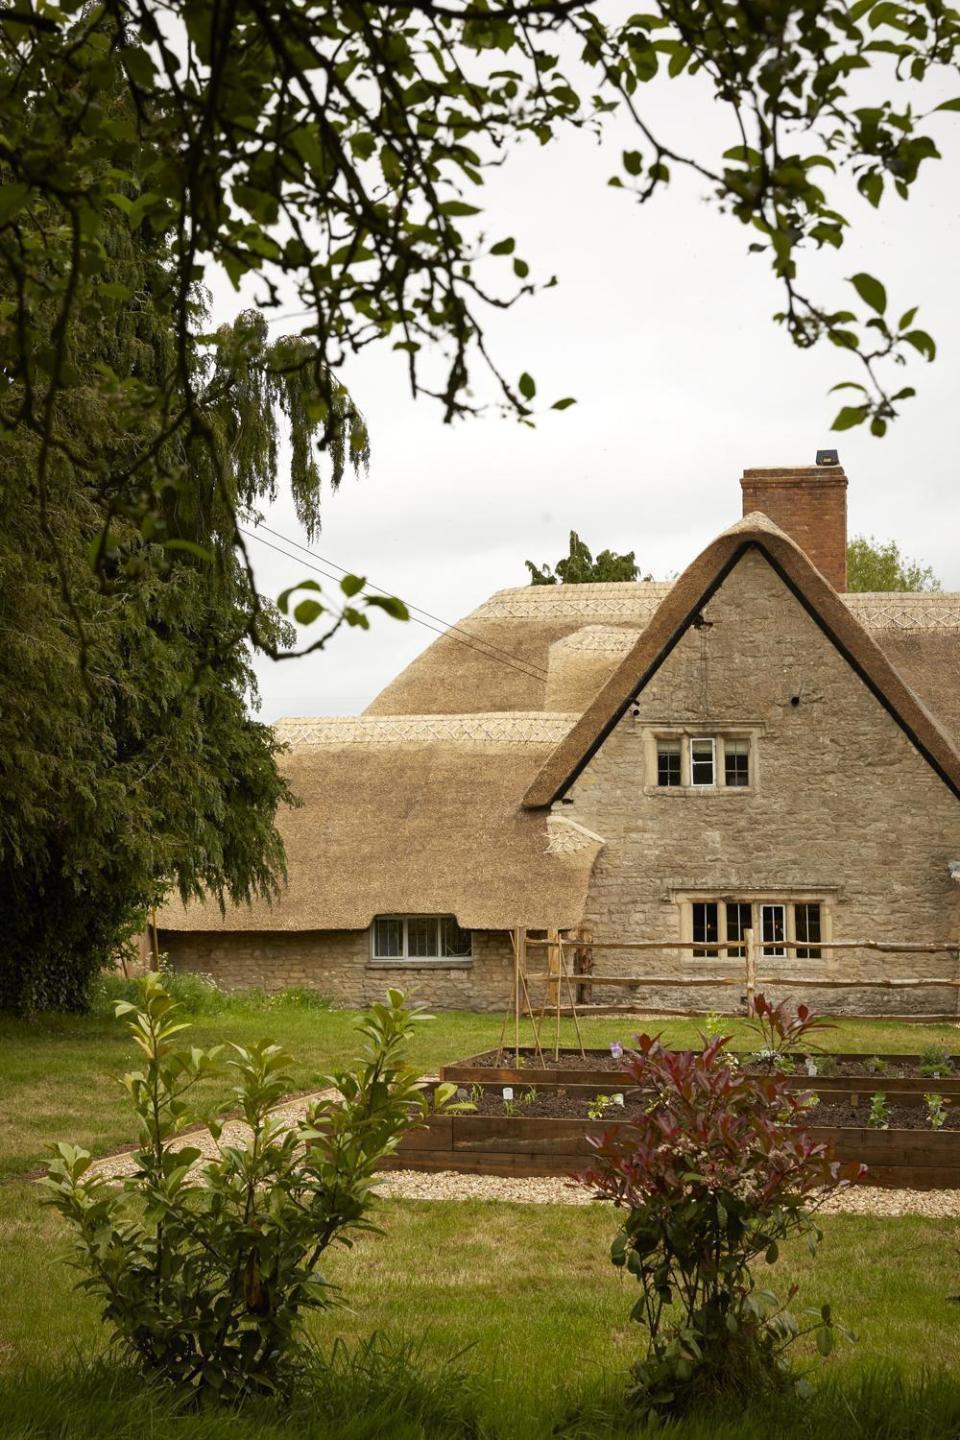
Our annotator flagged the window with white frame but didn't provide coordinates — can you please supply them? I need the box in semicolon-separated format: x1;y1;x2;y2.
652;733;754;790
690;738;716;786
681;899;825;961
371;915;472;963
760;903;786;958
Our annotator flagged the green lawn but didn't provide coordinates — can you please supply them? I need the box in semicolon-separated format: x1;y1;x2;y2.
2;1177;960;1436
3;991;958;1179
3;991;960;1436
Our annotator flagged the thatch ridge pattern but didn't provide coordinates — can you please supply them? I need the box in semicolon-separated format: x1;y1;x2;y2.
274;713;578;746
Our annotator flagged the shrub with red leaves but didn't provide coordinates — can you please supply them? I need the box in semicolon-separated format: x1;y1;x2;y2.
748;993;835;1061
577;1033;864;1416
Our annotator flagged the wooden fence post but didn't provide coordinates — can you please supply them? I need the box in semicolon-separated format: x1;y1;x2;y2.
546;928;561;1011
744;928;756;1014
574;925;594;1007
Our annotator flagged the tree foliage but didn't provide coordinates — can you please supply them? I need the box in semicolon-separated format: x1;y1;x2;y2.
526;529;649;584
846;533;941;591
0;98;398;1012
2;0;959;607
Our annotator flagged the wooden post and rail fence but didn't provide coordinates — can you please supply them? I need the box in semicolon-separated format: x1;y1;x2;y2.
506;927;960;1059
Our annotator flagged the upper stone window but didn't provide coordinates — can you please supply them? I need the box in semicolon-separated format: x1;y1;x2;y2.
651;732;754;791
371;915;472;964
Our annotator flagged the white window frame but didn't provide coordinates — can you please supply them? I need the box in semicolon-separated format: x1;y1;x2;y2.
690;737;716;787
760;903;787;958
369;914;473;966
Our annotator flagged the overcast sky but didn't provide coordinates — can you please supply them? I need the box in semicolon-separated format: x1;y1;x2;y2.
209;55;960;723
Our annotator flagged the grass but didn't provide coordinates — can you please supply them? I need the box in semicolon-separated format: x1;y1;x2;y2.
3;982;960;1435
2;1179;960;1436
2;978;959;1178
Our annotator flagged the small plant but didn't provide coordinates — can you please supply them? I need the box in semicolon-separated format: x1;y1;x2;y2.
868;1092;890;1129
502;1097;518;1118
43;978;457;1400
816;1054;838;1078
578;1033;862;1417
703;1010;725;1038
925;1093;949;1130
864;1055;888;1076
468;1083;484;1106
587;1093;618;1121
919;1044;953;1079
748;994;834;1060
520;1087;538;1107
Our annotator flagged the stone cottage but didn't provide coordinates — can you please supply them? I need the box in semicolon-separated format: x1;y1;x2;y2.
158;464;960;1015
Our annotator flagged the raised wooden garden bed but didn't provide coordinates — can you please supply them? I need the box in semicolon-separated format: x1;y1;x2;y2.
440;1047;960;1103
382;1111;960;1189
393;1052;960;1188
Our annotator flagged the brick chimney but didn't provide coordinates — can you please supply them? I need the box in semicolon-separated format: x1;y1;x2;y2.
740;463;848;591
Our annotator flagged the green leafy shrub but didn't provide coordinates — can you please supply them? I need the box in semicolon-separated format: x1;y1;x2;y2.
42;977;455;1400
919;1044;953;1078
577;1034;862;1417
925;1093;949;1130
864;1055;887;1076
91;970;334;1019
868;1093;890;1130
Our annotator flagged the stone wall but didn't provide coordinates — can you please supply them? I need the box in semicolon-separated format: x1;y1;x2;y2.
558;548;960;1016
161;926;514;1011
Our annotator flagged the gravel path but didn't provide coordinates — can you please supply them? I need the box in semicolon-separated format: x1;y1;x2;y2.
87;1088;960;1218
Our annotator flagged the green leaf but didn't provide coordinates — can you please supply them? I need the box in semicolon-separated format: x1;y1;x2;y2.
622;150;643;176
276;578;322;615
339;574;365;598
490;237;515;255
293;599;325;625
934;97;960;113
831;404;870;431
903;328;936;360
439;201;482;218
365;594;409;621
849;271;887;313
513;257;530;278
518;372;536;400
857;171;883;208
550;397;576;410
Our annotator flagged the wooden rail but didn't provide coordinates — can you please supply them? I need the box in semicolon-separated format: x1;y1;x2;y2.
509;924;960;1061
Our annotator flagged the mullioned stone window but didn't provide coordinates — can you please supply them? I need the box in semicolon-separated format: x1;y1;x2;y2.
648;728;759;792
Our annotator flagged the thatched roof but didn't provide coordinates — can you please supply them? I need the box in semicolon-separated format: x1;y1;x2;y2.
161;514;959;938
523;515;960;808
366;575;960;748
158;714;599;932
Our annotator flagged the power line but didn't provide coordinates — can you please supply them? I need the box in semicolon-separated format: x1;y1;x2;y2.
254;521;550;679
238;526;551;689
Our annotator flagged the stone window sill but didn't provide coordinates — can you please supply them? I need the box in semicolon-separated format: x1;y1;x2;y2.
367;960;473;970
642;786;757;798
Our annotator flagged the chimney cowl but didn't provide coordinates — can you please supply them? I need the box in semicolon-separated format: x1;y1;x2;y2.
740;464;848;591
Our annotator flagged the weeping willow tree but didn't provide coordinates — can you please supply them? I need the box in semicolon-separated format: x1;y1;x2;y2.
0;86;387;1013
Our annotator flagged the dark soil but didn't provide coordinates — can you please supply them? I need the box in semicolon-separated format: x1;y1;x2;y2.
459;1048;958;1082
441;1086;960;1131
